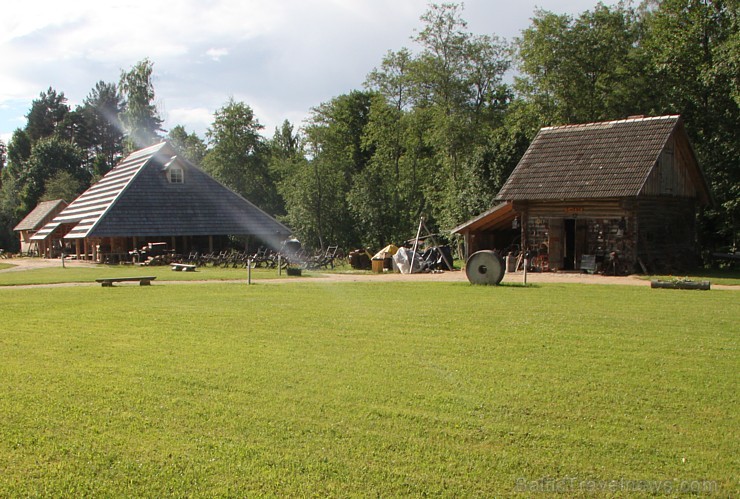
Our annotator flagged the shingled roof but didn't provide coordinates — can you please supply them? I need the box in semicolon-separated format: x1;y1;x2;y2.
14;199;67;231
33;142;290;241
495;115;698;201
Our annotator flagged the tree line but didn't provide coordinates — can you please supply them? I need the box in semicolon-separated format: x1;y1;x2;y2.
0;1;737;258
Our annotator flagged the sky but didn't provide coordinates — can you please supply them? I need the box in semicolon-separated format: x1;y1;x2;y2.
0;0;610;147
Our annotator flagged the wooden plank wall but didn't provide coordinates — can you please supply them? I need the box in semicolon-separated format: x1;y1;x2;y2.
641;136;698;198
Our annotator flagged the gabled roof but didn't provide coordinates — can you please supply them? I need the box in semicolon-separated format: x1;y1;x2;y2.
33;142;290;241
14;199;67;231
495;115;707;202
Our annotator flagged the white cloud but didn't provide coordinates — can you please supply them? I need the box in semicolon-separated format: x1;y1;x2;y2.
0;0;615;141
165;107;214;134
206;48;229;62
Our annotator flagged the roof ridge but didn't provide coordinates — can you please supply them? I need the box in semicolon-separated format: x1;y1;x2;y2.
542;114;680;131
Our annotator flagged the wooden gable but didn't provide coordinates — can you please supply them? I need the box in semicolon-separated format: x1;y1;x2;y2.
638;120;711;204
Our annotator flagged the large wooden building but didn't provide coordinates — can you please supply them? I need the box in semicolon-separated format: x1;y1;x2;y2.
453;115;712;273
31;142;291;261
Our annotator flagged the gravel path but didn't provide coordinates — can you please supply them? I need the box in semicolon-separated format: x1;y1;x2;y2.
1;257;736;290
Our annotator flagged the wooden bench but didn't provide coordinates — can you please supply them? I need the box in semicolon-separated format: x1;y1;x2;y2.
171;263;196;272
96;276;157;287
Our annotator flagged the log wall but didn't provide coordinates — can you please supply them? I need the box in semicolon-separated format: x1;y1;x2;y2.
468;195;700;273
635;196;698;272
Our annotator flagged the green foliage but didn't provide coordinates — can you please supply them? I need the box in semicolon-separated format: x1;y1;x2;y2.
406;3;513;229
640;0;740;251
119;59;164;151
281;91;376;249
18;137;88;213
40;170;84;204
356;95;423;246
24;87;70;143
278;154;351;249
0;282;737;494
516;4;648;123
202;99;281;215
168;125;207;165
79;81;125;176
282;3;514;250
6;129;31;176
0;176;22;250
0;139;5;177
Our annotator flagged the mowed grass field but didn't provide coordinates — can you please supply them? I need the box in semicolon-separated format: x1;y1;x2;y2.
0;263;309;286
0;281;737;496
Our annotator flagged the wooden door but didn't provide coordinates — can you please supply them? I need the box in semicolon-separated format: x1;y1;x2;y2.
548;219;563;270
575;220;588;268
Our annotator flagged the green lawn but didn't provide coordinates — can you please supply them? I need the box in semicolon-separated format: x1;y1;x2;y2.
0;264;310;286
0;281;737;496
0;262;14;271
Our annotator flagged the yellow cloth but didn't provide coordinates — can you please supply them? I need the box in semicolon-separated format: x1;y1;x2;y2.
372;244;399;260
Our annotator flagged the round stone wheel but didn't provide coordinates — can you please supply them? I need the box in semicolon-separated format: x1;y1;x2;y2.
465;250;505;285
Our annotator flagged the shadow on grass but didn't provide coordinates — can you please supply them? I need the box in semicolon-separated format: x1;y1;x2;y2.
447;281;541;289
641;268;740;286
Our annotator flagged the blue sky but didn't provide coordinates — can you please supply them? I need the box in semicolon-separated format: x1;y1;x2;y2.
1;0;610;146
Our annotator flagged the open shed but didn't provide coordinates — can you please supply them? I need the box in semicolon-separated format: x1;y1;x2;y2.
453;115;712;273
14;199;68;256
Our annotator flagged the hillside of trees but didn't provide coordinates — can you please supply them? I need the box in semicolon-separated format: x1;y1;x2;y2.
0;1;737;260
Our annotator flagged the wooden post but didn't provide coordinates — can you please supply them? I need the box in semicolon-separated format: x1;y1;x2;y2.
409;216;424;274
75;239;81;260
521;211;529;257
208;235;214;253
463;232;470;264
278;255;282;276
247;258;252;285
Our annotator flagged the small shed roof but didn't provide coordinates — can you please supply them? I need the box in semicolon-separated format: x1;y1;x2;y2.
33;142;291;241
14;199;67;231
495;115;708;202
451;202;515;235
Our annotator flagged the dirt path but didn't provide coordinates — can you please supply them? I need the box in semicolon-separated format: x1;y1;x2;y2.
1;257;736;290
0;257;98;272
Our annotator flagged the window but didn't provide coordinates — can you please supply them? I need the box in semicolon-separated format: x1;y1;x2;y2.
169;167;184;184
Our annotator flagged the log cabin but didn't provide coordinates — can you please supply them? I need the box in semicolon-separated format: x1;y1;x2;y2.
453;115;712;273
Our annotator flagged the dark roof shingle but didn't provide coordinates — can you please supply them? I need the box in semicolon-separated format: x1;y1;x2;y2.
34;142;290;241
496;115;680;201
14;199;67;231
